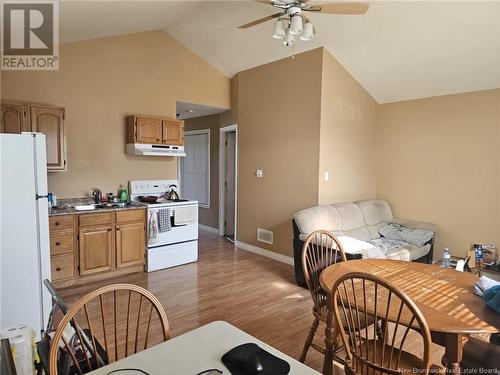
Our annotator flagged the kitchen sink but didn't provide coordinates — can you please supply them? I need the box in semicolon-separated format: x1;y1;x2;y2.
72;202;135;211
73;204;98;211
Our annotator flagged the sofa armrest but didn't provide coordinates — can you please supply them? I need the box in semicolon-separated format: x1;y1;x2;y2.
391;218;437;233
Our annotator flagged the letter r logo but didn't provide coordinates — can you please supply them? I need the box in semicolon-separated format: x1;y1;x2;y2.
3;2;54;55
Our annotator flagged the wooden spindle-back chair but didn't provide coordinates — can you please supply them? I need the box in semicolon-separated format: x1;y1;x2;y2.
332;272;433;374
299;230;347;362
49;284;170;375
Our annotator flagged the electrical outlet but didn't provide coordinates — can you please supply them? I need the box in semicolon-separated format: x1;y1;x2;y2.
256;169;263;178
324;171;330;182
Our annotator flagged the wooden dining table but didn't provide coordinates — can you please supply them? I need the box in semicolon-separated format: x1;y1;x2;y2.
319;259;500;374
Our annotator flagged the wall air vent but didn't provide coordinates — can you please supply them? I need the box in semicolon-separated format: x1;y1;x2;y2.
257;228;273;245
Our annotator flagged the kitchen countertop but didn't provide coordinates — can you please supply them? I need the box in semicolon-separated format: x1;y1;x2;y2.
49;201;146;216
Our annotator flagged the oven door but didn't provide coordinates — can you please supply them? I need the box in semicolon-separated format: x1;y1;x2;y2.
148;207;198;247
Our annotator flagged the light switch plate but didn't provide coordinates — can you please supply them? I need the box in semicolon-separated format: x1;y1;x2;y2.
256;169;263;178
324;171;330;182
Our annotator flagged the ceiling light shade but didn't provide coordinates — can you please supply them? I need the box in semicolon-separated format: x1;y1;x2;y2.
289;15;303;35
283;30;295;46
272;20;285;39
300;22;313;41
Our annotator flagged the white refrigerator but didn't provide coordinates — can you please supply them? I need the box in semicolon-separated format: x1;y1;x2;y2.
0;133;52;340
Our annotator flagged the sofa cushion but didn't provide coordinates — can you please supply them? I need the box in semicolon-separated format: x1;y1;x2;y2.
369;237;430;261
344;227;371;242
334;203;366;231
357;200;393;225
336;236;386;259
294;205;341;235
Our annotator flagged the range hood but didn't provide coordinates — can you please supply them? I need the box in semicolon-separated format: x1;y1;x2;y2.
126;143;186;157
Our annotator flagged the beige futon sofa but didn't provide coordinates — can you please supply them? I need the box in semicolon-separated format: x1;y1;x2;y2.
292;200;437;286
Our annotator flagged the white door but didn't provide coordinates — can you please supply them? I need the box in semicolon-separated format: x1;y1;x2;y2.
180;131;210;207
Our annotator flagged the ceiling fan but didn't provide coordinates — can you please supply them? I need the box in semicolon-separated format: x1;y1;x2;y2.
238;1;369;46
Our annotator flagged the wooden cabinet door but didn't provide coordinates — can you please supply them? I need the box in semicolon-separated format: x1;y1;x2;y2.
136;117;161;144
115;222;145;268
0;103;29;134
79;226;114;275
30;105;65;170
162;119;184;145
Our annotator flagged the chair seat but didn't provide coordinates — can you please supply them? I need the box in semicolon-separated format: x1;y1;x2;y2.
461;337;500;370
343;339;444;374
314;304;377;329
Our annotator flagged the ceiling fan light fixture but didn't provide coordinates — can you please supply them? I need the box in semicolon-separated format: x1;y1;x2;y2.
283;30;295;46
289;15;303;35
300;22;313;41
272;20;285;39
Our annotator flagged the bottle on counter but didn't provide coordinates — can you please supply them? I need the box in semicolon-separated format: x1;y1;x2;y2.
442;248;451;268
118;185;128;203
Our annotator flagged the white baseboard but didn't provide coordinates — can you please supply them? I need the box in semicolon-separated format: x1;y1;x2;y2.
235;241;294;266
198;224;220;234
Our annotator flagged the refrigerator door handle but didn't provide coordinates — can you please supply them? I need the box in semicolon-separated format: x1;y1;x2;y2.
36;194;48;200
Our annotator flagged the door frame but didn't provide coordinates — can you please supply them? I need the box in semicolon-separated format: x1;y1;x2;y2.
219;124;238;239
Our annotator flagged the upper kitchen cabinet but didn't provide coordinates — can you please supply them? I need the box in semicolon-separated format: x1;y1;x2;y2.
1;101;67;171
126;115;185;157
30;105;66;171
0;103;29;134
162;119;184;145
135;116;162;144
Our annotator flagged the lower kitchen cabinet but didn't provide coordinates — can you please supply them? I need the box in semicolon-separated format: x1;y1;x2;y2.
116;222;145;268
78;225;114;276
49;209;146;286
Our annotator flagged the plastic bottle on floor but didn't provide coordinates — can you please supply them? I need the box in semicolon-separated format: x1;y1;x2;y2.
442;248;451;268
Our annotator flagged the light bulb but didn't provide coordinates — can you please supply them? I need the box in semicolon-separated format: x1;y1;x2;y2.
283;30;295;46
272;20;285;39
289;15;303;35
300;22;313;41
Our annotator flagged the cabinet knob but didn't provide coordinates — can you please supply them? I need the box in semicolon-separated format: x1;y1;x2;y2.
156;138;160;142
107;228;112;232
55;221;60;226
56;267;62;271
56;241;61;246
116;226;121;231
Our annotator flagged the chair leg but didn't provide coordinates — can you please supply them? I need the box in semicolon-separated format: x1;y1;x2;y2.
322;311;337;375
299;317;320;363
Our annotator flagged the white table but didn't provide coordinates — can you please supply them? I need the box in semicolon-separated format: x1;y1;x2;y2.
88;321;320;374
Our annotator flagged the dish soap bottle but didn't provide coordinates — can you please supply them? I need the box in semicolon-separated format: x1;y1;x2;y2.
118;185;128;203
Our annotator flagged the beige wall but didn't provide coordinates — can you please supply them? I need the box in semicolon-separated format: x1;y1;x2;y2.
377;89;500;259
236;48;323;255
319;49;378;204
1;30;230;198
184;114;221;228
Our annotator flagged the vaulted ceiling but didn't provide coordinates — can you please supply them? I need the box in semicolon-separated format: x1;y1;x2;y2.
60;1;500;103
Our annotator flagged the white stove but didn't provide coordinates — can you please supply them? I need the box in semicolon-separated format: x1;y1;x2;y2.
129;180;198;272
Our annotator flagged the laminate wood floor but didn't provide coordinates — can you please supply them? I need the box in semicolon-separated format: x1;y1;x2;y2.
59;230;446;373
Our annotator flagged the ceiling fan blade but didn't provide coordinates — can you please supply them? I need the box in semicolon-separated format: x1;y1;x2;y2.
304;2;369;15
238;12;284;29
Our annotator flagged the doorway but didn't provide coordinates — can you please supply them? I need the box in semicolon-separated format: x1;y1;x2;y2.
219;125;237;242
